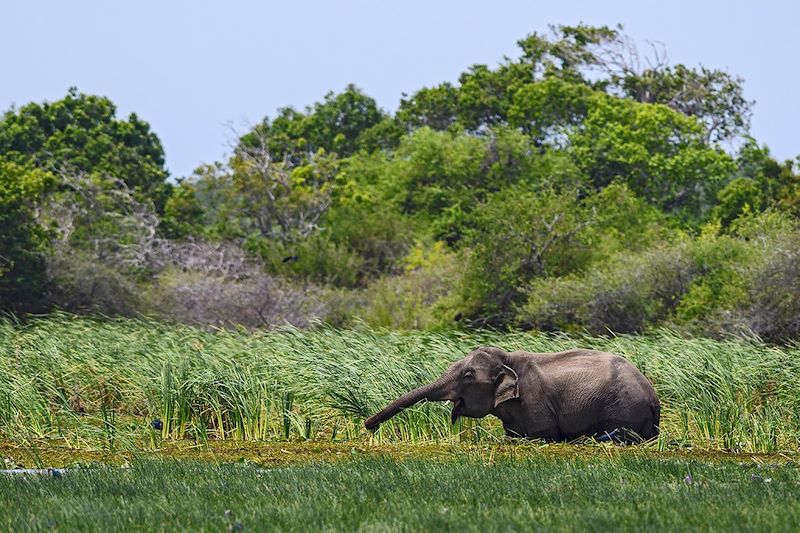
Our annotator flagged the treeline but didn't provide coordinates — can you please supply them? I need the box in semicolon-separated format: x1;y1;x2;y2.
1;25;799;341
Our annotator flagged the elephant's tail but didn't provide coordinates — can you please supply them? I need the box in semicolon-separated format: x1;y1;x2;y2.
650;397;661;437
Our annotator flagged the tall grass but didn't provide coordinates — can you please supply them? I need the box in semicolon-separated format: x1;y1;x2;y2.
1;313;799;452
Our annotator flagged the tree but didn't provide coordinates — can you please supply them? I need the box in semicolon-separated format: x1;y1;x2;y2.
569;93;735;220
396;83;460;131
0;88;170;208
39;168;160;275
713;178;764;226
398;23;753;146
395;24;619;133
366;126;543;245
34;167;162;315
734;140;798;209
194;129;338;244
508;77;593;144
0;158;54;312
617;65;752;144
460;187;597;326
161;180;206;238
515;23;621;83
240;84;386;162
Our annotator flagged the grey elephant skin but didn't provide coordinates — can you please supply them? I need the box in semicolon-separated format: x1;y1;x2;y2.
365;347;660;442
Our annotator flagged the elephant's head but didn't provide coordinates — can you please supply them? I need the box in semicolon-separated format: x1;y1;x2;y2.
364;346;519;430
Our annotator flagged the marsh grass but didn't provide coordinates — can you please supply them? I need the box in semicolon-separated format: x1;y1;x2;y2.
1;456;799;532
1;313;800;452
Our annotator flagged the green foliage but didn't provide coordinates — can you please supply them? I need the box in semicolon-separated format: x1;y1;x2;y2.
250;197;416;288
673;222;752;325
520;242;695;333
508;78;593;141
161;180;206;238
514;24;620;81
619;64;752;143
460;187;596;325
186;146;338;243
361;241;461;329
0;159;54;312
240;84;386;161
352;116;404;153
454;63;530;129
461;183;670;327
365;127;541;245
259;235;364;287
0;88;169;208
733;140;799;213
516;184;677;333
722;211;800;341
569;94;735;219
396;83;460;130
1;26;795;337
713;177;763;226
394;127;491;215
584;182;675;255
320;201;414;281
516;210;800;341
395;24;620;133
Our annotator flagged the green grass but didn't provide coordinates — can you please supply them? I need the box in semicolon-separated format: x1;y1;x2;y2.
3;315;800;531
1;455;799;532
2;313;800;452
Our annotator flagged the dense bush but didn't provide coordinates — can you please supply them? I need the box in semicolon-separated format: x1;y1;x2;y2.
0;159;54;312
714;212;800;342
458;187;594;326
520;243;696;333
2;26;800;340
742;237;800;341
361;241;461;329
0;88;170;209
518;212;800;342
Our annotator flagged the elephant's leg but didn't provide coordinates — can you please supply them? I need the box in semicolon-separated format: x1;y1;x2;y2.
504;423;561;441
594;420;653;444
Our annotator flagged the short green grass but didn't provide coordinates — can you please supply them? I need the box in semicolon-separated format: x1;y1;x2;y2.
1;454;799;532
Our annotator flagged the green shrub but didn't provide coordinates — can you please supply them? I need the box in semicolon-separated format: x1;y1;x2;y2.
460;187;595;326
0;160;54;312
260;236;365;288
713;177;764;226
519;242;696;333
741;233;800;341
360;241;461;329
673;223;752;325
716;211;800;341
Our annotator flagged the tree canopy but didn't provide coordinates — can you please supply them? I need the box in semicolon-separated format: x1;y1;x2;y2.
0;87;170;207
2;25;799;341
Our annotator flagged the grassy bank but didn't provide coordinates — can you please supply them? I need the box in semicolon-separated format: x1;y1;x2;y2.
4;440;795;470
2;455;799;532
2;314;800;451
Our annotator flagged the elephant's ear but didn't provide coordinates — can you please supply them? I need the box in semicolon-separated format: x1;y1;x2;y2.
494;365;519;407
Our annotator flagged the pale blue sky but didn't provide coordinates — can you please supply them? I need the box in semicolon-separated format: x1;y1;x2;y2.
3;1;798;178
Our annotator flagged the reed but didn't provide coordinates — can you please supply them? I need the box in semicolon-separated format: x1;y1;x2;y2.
1;313;798;452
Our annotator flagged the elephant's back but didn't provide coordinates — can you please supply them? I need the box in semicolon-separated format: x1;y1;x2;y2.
518;349;657;405
517;348;628;375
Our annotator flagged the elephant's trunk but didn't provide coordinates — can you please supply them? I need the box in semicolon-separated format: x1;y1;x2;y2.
364;375;455;430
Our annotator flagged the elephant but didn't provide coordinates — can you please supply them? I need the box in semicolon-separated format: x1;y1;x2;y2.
364;346;660;442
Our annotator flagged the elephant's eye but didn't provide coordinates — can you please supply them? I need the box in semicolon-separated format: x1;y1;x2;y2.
464;370;474;379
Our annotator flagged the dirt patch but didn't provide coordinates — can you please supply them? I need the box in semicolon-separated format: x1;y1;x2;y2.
2;440;797;468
